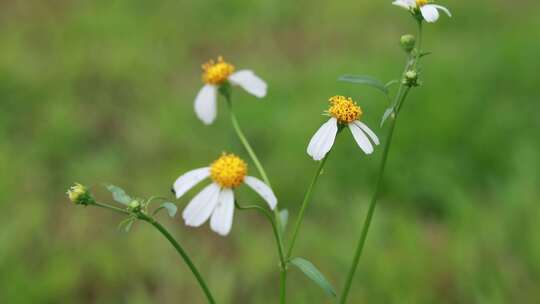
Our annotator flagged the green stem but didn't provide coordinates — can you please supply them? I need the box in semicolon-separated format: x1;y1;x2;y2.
138;213;216;304
235;201;287;304
339;21;423;304
223;93;284;238
93;201;130;215
91;203;216;304
286;154;330;259
224;95;271;187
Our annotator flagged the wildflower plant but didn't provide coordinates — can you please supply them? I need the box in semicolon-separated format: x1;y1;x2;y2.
65;1;451;303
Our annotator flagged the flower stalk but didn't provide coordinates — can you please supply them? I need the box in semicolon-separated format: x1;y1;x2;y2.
89;201;216;304
338;21;424;304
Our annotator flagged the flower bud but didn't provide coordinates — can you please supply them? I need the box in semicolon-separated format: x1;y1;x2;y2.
403;70;419;87
67;183;94;205
128;199;142;212
400;34;416;53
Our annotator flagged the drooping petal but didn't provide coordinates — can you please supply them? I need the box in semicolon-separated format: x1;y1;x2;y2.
228;70;267;98
420;5;440;23
392;0;415;9
430;4;452;17
194;84;218;125
210;188;235;236
173;167;211;199
354;121;380;146
244;176;277;210
182;183;221;227
307;118;338;161
348;122;374;154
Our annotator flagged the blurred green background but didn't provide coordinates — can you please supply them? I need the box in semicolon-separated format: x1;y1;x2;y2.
1;0;540;303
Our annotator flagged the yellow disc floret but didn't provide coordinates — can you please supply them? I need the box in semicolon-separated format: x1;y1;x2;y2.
327;95;363;124
210;153;247;188
202;56;235;85
416;0;428;7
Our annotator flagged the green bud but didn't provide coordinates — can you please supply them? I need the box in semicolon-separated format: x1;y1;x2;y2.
66;183;94;206
400;34;416;53
403;70;419;87
128;199;141;212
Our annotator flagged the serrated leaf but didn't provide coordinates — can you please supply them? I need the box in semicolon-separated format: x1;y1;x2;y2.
278;209;289;234
380;107;395;127
290;257;336;298
338;75;388;95
106;184;132;205
161;202;178;218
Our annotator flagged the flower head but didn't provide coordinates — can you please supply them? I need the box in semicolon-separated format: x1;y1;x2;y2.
66;183;94;205
202;56;235;85
392;0;451;23
172;153;277;236
327;95;363;124
307;96;380;161
210;153;247;188
194;56;268;125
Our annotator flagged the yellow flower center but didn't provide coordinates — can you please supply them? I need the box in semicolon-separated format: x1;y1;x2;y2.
210;153;247;188
202;56;235;85
327;95;363;124
416;0;428;7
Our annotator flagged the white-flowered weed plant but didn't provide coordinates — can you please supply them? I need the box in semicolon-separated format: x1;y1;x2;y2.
66;2;451;303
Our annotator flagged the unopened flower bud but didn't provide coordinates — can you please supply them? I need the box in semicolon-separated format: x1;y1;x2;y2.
128;199;141;212
67;183;94;205
403;70;419;87
400;34;416;53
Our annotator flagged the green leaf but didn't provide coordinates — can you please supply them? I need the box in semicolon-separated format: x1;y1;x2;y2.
338;75;389;95
380;107;395;127
278;209;289;234
290;257;336;298
117;217;135;232
161;202;178;218
420;51;432;58
106;184;132;205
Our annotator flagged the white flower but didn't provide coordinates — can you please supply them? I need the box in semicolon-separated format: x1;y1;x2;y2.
307;96;380;161
392;0;451;23
173;153;277;236
194;56;268;125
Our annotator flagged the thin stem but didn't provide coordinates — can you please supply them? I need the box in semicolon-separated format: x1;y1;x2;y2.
91;202;216;303
339;21;423;304
235;201;287;304
338;92;405;304
138;213;216;304
224;95;271;187
93;201;130;215
286;154;330;259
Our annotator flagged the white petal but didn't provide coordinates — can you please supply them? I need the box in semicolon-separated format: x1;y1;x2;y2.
354;121;380;146
431;4;452;17
228;70;267;98
392;0;414;9
348;122;374;154
173;167;211;199
194;84;218;125
306;118;338;161
420;5;440;23
210;188;235;236
244;176;277;210
182;183;221;227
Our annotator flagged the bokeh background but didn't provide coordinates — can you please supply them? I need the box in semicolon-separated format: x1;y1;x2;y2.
1;0;540;303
